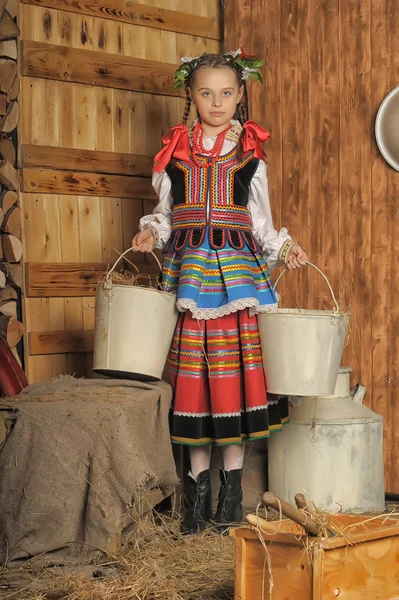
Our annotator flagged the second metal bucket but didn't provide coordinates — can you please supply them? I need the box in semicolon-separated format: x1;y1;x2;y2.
258;263;350;396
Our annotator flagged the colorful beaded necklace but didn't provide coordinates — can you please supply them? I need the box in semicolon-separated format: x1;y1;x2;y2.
191;121;231;168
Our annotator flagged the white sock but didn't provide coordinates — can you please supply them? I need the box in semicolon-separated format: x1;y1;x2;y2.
222;444;245;472
189;445;212;480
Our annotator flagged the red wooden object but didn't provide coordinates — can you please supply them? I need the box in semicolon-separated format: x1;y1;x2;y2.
0;338;28;396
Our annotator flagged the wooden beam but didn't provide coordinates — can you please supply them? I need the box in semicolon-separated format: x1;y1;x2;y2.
25;262;109;297
28;330;94;354
21;145;153;177
21;168;156;199
25;261;159;297
22;41;182;98
20;0;221;40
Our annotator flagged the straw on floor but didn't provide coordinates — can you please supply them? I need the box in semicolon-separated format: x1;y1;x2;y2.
0;513;235;600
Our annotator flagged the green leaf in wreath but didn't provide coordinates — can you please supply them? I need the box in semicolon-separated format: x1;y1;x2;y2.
251;59;265;68
249;71;262;83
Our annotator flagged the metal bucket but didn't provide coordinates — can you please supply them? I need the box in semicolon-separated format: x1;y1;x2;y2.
93;249;179;381
258;263;349;396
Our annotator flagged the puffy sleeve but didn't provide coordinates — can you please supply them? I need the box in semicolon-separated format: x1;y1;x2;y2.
248;160;296;268
139;169;173;250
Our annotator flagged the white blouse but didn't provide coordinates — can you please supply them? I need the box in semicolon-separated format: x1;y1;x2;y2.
140;132;292;268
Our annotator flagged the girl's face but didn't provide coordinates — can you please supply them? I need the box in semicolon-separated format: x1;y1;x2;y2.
189;67;244;133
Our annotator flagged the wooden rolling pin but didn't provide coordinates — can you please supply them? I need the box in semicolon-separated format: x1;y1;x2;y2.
295;493;309;511
245;513;278;532
262;491;322;536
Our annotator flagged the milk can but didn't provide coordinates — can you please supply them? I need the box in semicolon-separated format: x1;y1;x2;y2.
268;368;385;513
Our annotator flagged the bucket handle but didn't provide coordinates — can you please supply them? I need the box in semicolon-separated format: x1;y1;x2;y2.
106;248;163;282
273;261;340;313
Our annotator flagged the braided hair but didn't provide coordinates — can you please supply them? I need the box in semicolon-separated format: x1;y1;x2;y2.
237;83;249;123
182;89;192;126
181;54;249;127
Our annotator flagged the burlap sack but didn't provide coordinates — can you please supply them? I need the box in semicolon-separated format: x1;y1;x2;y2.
0;376;178;565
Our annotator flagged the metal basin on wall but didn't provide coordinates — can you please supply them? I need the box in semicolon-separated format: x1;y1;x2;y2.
375;86;399;171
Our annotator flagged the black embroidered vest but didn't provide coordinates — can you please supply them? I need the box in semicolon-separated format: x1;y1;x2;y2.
165;148;259;251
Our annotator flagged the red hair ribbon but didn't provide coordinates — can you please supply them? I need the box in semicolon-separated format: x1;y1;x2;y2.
242;120;271;159
154;124;191;173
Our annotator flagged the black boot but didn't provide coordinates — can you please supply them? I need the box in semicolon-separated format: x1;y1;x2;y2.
214;469;243;531
181;470;212;535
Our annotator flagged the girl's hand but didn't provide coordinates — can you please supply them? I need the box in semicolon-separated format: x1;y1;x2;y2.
132;228;155;253
286;244;308;270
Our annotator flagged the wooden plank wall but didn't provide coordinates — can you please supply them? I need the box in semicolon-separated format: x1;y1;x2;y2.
225;1;399;493
19;0;221;383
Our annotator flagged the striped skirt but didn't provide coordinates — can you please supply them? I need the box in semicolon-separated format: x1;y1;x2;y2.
168;309;289;446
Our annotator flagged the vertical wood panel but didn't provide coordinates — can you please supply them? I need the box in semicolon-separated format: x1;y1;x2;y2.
222;0;251;49
308;0;340;311
58;63;83;377
251;0;283;241
58;83;76;147
370;0;399;492
78;196;102;262
279;0;309;310
339;0;372;393
22;195;56;381
100;198;123;263
225;0;398;491
61;192;84;376
43;194;67;376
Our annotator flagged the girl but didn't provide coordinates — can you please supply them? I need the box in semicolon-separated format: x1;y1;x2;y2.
132;50;308;534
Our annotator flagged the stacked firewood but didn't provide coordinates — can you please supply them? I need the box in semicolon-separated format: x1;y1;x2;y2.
0;0;23;360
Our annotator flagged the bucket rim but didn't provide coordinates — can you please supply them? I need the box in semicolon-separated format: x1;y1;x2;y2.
289;417;383;425
260;308;351;317
97;283;177;299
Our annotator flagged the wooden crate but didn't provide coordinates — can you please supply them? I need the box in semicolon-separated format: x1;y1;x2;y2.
232;514;399;599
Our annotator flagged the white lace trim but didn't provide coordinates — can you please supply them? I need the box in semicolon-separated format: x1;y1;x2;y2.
174;408;269;418
174;411;211;417
177;297;278;320
246;405;268;413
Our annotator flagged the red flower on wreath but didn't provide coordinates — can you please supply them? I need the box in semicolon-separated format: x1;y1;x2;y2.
240;47;257;59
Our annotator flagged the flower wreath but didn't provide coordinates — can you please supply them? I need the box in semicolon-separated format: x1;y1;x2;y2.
173;48;264;91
